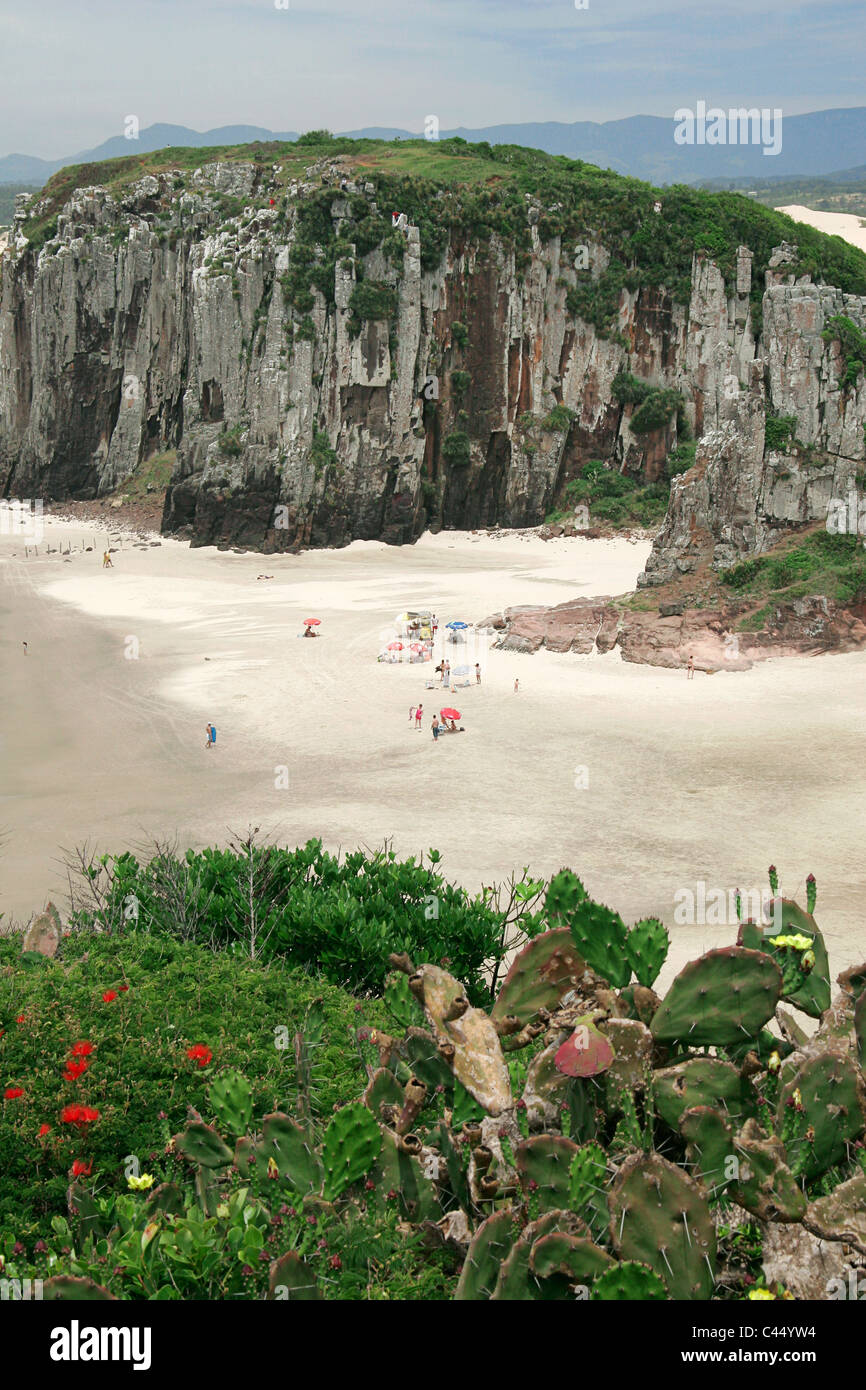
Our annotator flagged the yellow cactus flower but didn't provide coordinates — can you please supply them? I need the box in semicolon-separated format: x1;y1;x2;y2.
767;1050;781;1073
267;1156;279;1179
768;933;812;952
127;1173;155;1191
748;1288;775;1300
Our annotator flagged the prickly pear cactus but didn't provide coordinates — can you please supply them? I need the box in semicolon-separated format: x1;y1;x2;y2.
491;928;585;1025
730;1119;806;1222
414;964;512;1115
590;1260;667;1300
650;947;782;1047
321;1103;383;1201
455;1210;516;1300
565;898;632;989
209;1068;253;1137
625;917;669;988
254;1113;323;1193
516;1135;579;1212
569;1142;609;1241
679;1106;735;1197
777;1051;866;1178
739;899;830;1018
545;869;589;922
267;1251;320;1300
609;1152;716;1300
529;1231;614;1283
173;1121;234;1170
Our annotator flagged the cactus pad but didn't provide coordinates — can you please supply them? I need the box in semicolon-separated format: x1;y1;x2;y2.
609;1151;716;1299
777;1051;866;1178
625;917;669;988
590;1260;667;1301
515;1135;579;1211
254;1113;323;1193
455;1210;516;1300
209;1068;253;1137
650;947;782;1046
491;928;585;1024
654;1057;758;1131
321;1103;382;1201
174;1121;234;1170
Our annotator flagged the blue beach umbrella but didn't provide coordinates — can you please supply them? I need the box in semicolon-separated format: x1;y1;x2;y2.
446;620;468;629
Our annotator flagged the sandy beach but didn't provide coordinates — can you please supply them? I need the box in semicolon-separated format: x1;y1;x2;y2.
778;204;866;254
2;515;866;992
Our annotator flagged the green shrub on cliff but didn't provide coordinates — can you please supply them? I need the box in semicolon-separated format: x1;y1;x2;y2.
822;314;866;390
764;414;798;451
441;431;472;467
629;388;683;435
348;279;397;325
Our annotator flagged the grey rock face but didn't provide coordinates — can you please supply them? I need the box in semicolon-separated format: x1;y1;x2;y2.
2;165;865;554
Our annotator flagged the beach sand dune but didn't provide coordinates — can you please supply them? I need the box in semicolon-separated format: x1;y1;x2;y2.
2;521;865;992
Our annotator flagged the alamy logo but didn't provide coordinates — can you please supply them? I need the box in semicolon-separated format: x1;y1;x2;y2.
0;498;44;544
826;489;866;537
1;1277;43;1300
674;102;783;157
49;1320;152;1371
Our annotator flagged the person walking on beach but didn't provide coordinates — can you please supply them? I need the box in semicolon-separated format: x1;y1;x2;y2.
514;677;519;693
443;660;450;689
206;722;213;749
103;550;113;568
22;641;27;655
432;716;440;742
475;662;481;684
687;655;694;680
415;703;423;730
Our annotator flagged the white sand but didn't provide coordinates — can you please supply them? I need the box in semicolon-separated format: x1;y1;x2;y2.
2;518;866;992
777;205;866;254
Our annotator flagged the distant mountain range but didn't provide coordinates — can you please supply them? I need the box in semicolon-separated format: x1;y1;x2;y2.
2;109;864;187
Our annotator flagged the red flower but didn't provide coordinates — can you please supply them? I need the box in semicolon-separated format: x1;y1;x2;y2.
69;1041;94;1057
186;1044;213;1068
102;991;118;1003
37;1124;51;1137
3;1087;24;1100
71;1159;93;1177
15;1015;26;1024
63;1060;89;1081
60;1104;100;1127
118;985;129;993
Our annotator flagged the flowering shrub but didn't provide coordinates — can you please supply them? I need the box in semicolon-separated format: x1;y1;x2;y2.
0;932;388;1244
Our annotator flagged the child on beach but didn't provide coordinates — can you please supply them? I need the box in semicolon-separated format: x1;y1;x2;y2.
514;678;519;693
475;663;481;684
415;704;423;729
687;655;694;680
103;551;113;568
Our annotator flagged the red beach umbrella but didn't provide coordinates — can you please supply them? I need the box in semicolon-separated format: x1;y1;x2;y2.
440;707;461;720
304;618;321;626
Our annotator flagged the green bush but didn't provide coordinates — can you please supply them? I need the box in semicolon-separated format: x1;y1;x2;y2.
348;280;397;324
217;427;243;458
666;441;697;477
66;840;507;1003
451;321;469;351
629;388;683;435
764;414;798;452
821;315;866;390
541;404;576;432
441;431;472;467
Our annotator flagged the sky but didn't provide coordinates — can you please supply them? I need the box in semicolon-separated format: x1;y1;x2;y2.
0;0;864;158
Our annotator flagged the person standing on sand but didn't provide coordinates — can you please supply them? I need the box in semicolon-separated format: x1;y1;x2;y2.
415;703;423;730
514;677;519;693
475;663;481;684
206;722;213;749
103;551;113;568
687;655;694;680
432;716;440;742
22;641;27;655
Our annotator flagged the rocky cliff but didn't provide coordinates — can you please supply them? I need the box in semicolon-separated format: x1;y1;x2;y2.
1;141;865;554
